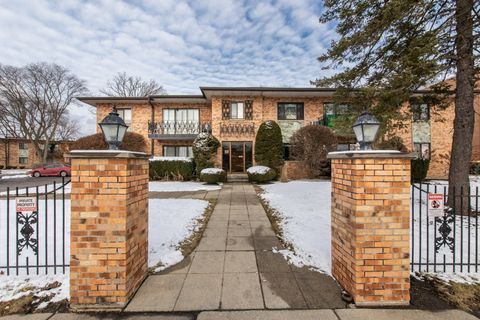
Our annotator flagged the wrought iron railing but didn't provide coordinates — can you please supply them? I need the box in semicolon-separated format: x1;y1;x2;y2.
148;121;211;135
220;122;255;136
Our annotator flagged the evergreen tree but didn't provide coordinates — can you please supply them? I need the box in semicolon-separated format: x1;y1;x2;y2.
254;121;284;174
192;133;220;174
315;0;479;208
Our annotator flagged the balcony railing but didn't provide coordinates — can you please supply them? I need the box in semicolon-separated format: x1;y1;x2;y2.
148;120;211;140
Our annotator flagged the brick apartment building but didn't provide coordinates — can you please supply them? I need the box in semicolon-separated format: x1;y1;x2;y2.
0;137;70;169
79;86;480;179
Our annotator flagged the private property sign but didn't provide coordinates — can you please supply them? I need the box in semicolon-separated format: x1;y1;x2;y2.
427;193;444;217
16;197;37;212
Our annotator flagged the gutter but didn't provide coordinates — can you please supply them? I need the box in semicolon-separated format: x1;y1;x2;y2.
148;97;155;156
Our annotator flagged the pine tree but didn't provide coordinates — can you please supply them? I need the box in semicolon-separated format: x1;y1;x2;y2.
315;0;479;209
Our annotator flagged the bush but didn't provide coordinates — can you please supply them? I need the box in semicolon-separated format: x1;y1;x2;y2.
247;166;276;183
470;162;480;175
411;158;430;181
200;168;226;184
70;132;147;152
376;136;408;152
0;165;4;169
149;157;195;181
254;121;284;175
290;125;337;177
193;133;220;174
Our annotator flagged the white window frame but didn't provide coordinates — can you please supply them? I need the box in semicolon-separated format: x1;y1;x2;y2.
230;102;245;119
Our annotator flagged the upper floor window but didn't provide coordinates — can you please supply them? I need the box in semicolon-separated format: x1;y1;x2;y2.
230;102;244;119
278;103;304;120
412;103;429;121
414;142;431;159
117;108;132;126
18;142;28;150
323;103;349;127
163;109;200;134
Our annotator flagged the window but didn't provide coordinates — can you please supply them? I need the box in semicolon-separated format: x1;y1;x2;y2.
163;146;193;157
283;144;292;160
414;143;431;159
19;157;28;164
278;103;304;120
163;109;200;134
230;102;244;119
117;108;132;127
19;143;28;150
412;104;429;121
323;103;349;127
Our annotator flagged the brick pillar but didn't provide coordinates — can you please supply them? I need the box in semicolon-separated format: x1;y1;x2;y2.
328;151;413;306
68;150;149;311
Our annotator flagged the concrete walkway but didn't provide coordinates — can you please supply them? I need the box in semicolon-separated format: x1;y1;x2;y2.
126;183;344;312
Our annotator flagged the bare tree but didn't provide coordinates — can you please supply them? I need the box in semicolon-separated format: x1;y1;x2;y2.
0;62;87;163
100;72;166;97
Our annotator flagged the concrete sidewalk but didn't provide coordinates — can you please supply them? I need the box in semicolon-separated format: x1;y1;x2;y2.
126;183;344;312
2;309;478;320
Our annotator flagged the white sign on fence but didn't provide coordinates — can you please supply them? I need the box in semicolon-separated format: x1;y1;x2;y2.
16;197;37;212
428;193;444;217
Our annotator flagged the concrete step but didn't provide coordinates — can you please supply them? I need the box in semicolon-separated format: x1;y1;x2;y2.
227;173;249;183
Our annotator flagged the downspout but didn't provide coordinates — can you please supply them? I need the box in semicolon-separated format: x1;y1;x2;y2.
148;96;155;156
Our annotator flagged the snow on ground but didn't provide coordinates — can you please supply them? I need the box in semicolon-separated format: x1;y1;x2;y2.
1;174;30;180
259;180;332;274
0;196;210;308
416;272;480;285
0;183;71;196
0;169;30;175
149;156;193;162
148;198;209;272
149;181;222;192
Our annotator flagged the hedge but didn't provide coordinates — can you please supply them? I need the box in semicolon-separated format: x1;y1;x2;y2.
247;166;276;183
411;158;430;182
199;168;226;184
149;158;195;181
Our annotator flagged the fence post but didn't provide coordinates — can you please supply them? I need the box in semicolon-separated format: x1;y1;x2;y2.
68;150;149;311
328;151;413;306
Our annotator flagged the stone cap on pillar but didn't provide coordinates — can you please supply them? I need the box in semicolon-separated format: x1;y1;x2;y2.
327;150;415;159
66;149;148;159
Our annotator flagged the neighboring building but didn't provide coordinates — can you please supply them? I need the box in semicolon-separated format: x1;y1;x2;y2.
78;86;480;179
0;137;71;169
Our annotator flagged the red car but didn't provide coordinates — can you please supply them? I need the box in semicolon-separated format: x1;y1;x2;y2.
30;163;71;177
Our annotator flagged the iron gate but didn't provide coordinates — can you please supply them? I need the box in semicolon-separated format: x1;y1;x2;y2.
411;183;479;273
0;178;71;275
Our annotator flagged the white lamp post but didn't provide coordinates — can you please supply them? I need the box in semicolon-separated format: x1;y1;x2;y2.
352;111;380;150
99;107;129;150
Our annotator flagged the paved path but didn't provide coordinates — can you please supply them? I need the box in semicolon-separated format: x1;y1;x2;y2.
126;183;344;312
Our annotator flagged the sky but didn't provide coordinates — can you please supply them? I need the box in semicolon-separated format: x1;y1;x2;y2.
0;0;337;135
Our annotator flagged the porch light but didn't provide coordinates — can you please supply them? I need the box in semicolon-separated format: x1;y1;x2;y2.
352;111;380;150
99;106;128;150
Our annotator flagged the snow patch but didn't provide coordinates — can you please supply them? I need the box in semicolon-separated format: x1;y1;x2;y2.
148;198;209;271
260;180;332;274
247;166;271;174
149;156;193;162
200;168;224;174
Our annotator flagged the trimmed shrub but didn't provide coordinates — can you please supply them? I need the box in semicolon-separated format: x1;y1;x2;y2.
193;133;220;174
149;157;195;181
70;132;147;152
247;166;276;183
200;168;226;184
254;121;284;175
290;125;337;177
411;158;430;181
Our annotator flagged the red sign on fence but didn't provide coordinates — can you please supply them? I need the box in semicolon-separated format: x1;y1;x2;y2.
16;197;37;212
427;193;444;217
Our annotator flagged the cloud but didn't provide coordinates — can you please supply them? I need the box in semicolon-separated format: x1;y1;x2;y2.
0;0;337;136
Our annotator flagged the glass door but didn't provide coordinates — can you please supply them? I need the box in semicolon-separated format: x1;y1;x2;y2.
222;142;253;173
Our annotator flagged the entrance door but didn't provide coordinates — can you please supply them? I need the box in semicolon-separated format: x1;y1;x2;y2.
222;142;252;173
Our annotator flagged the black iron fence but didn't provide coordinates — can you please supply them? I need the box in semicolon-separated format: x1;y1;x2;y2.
0;178;70;275
411;183;479;273
148;120;211;135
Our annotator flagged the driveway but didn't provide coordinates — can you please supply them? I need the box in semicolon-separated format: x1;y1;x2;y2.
0;176;69;193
